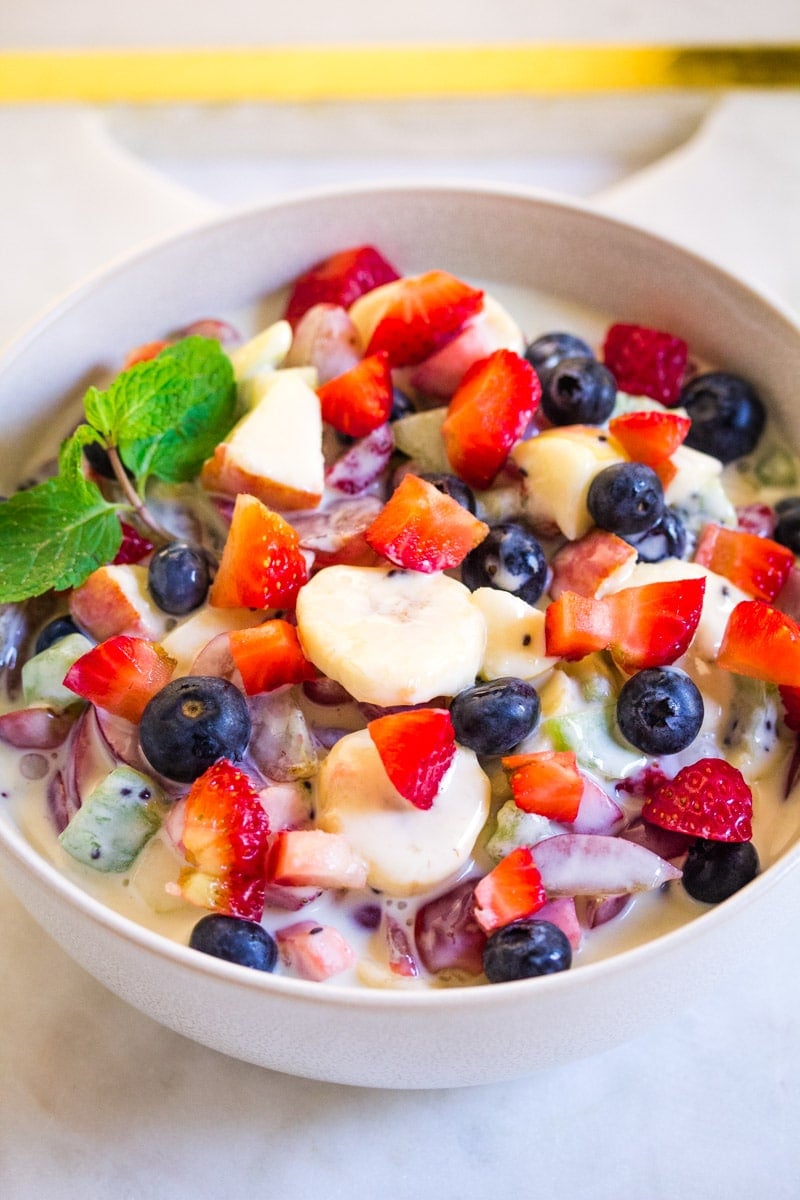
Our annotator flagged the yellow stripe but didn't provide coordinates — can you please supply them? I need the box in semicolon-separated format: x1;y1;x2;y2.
1;45;799;103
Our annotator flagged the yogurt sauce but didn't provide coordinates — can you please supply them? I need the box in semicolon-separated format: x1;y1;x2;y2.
2;275;800;990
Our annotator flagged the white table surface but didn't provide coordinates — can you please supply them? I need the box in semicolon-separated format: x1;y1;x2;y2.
2;91;800;1199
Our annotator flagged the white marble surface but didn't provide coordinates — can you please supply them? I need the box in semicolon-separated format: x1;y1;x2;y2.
3;92;800;1197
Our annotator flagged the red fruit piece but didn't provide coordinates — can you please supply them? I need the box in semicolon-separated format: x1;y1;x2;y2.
414;876;486;975
501;750;584;823
717;599;800;685
63;635;175;723
364;473;489;573
285;245;400;328
228;619;317;695
545;577;706;670
642;757;753;842
209;493;309;610
266;829;368;889
693;523;794;603
113;520;155;566
182;758;271;878
602;322;689;406
442;349;540;489
779;684;800;732
549;528;637;599
122;339;171;370
365;270;484;368
275;920;356;981
608;409;691;465
317;351;394;438
178;869;266;922
473;846;547;934
367;707;456;809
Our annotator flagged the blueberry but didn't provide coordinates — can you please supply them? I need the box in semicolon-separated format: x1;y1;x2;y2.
523;331;594;385
390;387;415;422
541;356;617;426
34;616;81;655
681;371;766;464
773;506;800;555
418;471;477;514
461;520;548;605
483;919;572;983
682;838;760;904
450;677;540;756
616;667;704;755
622;507;687;563
140;676;251;783
587;462;664;536
189;913;277;971
148;542;213;615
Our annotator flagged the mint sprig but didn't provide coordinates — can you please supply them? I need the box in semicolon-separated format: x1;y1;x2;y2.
0;337;236;603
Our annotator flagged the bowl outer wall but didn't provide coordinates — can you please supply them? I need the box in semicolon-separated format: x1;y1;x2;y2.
1;182;799;1088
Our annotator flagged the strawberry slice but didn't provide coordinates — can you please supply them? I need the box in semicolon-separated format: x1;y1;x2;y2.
178;868;266;922
545;577;706;670
63;635;175;723
608;410;691;465
365;270;484;368
501;750;584;823
602;322;688;406
367;708;456;809
228;619;317;695
693;523;794;603
317;351;394;438
473;846;547;934
181;758;271;878
209;493;309;610
442;349;540;489
364;473;489;572
717;599;800;685
284;244;400;328
642;757;753;842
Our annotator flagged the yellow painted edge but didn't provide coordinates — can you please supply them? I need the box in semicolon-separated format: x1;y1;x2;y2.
1;44;799;102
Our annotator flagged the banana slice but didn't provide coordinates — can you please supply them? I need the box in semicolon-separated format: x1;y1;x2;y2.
295;565;486;706
316;729;490;894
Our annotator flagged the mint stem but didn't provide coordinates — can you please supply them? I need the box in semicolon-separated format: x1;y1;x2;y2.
106;445;172;543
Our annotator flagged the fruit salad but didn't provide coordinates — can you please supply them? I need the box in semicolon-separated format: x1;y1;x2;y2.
2;242;800;990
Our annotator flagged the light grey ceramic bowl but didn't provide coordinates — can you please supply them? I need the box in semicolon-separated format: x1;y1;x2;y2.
1;183;800;1089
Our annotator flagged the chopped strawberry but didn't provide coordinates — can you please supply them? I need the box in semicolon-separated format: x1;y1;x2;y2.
367;708;456;809
178;868;266;922
717;599;800;686
501;750;584;823
602;322;688;406
317;351;394;438
364;473;489;572
275;920;356;981
284;244;400;328
181;758;271;878
737;503;776;538
642;757;753;842
122;339;171;370
693;523;794;602
365;270;484;368
545;577;706;670
608;410;691;465
63;635;175;723
266;829;368;889
113;520;155;566
209;493;308;610
473;846;547;934
441;349;540;489
228;619;317;695
549;528;637;599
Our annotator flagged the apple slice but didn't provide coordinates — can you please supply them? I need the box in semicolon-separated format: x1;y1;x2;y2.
201;371;324;510
70;563;171;642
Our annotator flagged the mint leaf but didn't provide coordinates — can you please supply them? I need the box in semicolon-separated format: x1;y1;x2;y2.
0;436;123;603
84;337;236;484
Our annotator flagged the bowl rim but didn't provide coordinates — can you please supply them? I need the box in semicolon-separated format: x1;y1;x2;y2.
1;177;799;1010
